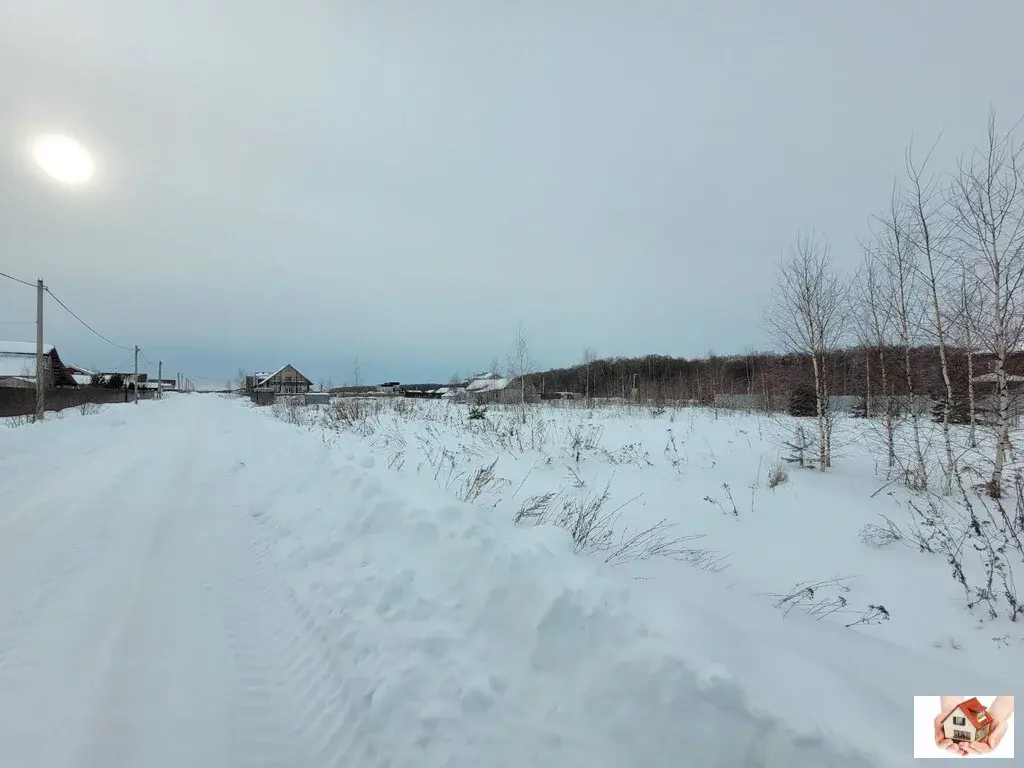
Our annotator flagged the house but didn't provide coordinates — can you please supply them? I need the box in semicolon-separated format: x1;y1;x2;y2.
404;388;442;399
377;381;402;395
245;372;272;392
65;364;94;386
440;386;467;403
250;364;312;395
0;341;77;388
465;372;540;405
942;698;993;744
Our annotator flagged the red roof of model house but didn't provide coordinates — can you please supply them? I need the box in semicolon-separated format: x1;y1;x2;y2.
958;698;991;730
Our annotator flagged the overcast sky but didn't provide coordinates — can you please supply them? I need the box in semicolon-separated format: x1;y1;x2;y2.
1;0;1021;386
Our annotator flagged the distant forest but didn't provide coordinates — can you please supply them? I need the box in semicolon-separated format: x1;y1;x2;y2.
527;345;1010;405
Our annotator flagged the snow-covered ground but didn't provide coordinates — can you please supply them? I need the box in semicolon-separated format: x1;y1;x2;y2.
0;395;1014;766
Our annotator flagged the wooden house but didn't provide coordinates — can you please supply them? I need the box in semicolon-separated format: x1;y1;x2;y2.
251;364;312;395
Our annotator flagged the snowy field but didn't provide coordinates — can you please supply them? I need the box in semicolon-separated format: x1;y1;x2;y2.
0;394;1015;766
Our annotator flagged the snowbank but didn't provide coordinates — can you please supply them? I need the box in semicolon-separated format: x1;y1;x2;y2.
230;399;998;766
0;396;1004;766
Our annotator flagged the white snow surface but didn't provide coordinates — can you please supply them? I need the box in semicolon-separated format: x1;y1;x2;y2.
0;396;1001;767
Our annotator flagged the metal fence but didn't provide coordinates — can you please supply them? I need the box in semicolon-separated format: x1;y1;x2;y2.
0;386;133;418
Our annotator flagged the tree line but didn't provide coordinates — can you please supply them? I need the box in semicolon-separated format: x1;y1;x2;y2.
531;111;1022;500
531;345;1013;408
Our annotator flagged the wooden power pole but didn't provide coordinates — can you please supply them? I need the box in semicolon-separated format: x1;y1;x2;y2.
35;278;44;422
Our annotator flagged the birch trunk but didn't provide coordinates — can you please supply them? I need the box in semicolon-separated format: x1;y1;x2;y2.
966;347;977;448
812;351;829;468
865;348;872;418
878;345;896;470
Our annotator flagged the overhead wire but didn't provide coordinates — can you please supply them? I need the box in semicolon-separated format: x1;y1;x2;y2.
44;286;133;352
0;270;36;289
3;269;209;385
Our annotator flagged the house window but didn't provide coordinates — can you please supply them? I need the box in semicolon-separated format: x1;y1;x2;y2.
953;716;966;726
953;730;972;740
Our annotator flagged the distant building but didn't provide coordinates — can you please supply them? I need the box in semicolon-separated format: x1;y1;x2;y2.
0;341;77;388
248;364;312;395
465;372;539;405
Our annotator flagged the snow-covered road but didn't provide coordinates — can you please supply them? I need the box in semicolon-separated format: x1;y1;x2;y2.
0;396;999;766
0;399;339;766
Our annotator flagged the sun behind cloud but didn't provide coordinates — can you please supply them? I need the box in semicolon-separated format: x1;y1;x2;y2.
30;133;96;185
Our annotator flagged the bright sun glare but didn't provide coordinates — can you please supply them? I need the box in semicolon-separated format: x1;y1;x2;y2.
30;133;96;185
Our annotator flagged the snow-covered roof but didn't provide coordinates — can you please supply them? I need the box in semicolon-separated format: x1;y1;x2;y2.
0;341;61;378
257;366;287;385
466;375;510;392
72;374;93;385
0;341;54;356
257;364;311;386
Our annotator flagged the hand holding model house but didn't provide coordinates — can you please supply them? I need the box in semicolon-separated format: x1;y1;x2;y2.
933;696;1014;756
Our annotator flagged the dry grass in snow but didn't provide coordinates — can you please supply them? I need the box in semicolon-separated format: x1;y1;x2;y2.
262;394;1024;675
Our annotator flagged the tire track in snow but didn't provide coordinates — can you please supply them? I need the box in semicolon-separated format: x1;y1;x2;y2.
227;492;368;768
65;414;321;768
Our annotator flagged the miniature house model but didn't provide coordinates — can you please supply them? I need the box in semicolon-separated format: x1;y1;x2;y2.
942;698;993;744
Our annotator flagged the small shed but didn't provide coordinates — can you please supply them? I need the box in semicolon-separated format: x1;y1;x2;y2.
251;390;276;406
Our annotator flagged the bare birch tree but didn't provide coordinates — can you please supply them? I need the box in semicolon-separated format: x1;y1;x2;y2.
876;186;930;489
954;268;984;448
948;111;1024;497
763;230;847;469
905;138;958;490
506;320;534;424
854;243;897;470
582;347;597;407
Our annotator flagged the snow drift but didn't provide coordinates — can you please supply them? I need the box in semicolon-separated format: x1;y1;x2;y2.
0;396;1002;766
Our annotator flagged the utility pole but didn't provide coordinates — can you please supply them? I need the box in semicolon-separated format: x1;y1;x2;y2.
35;278;44;422
158;360;163;400
133;345;139;404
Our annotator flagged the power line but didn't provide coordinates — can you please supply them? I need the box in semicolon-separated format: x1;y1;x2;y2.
0;270;35;289
4;273;208;390
112;354;135;372
44;286;132;352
